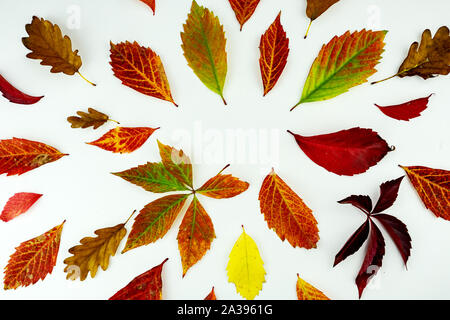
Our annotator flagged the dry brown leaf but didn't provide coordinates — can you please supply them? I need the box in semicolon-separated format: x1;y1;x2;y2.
67;108;117;129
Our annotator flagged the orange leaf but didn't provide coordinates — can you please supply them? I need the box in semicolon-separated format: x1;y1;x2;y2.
296;274;330;300
198;173;249;199
140;0;155;14
177;196;215;276
204;286;217;300
400;165;450;220
259;169;319;249
0;138;67;176
110;41;177;106
87;127;159;154
259;12;289;96
109;258;168;300
0;192;42;222
4;221;65;289
228;0;261;31
158;140;193;188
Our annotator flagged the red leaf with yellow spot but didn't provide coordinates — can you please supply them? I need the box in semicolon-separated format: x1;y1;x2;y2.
259;12;289;96
198;173;249;199
259;169;319;249
228;0;261;31
4;221;65;290
87;127;159;154
0;138;67;176
140;0;155;14
1;193;43;222
109;258;168;300
110;41;176;106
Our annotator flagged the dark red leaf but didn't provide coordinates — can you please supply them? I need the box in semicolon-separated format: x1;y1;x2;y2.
334;219;370;267
0;74;44;105
338;195;372;214
372;213;411;266
375;94;432;121
287;128;392;176
356;220;385;298
372;176;404;214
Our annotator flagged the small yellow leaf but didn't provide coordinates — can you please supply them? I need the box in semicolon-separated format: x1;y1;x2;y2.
226;227;266;300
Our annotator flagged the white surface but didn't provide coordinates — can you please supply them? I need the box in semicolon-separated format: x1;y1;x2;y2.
0;0;449;300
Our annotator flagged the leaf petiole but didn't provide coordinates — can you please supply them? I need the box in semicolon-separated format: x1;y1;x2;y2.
77;71;96;86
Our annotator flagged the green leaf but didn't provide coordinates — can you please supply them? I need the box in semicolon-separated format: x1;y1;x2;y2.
157;140;193;189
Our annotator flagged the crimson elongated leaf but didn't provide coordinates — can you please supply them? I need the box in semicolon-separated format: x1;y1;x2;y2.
375;94;432;121
0;74;43;105
338;195;372;214
334;219;370;267
372;176;404;214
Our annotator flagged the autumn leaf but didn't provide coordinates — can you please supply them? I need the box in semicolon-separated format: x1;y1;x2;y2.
227;227;266;300
22;16;95;86
110;41;177;106
373;26;450;84
400;165;449;220
259;169;319;249
122;194;190;253
0;138;67;176
333;219;370;267
204;287;217;300
4;221;65;290
304;0;340;38
63;213;133;281
140;0;155;14
296;274;330;300
158;140;193;189
181;0;228;104
288;128;392;176
291;29;386;109
228;0;261;31
113;162;190;193
67;108;118;129
178;196;215;277
109;258;168;300
259;12;289;96
0;73;44;105
197;165;249;199
375;94;432;121
0;193;42;222
87;127;159;154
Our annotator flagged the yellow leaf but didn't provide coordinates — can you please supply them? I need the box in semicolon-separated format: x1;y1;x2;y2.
296;274;330;300
226;227;265;300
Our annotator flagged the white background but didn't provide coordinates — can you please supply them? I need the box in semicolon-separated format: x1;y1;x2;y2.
0;0;449;300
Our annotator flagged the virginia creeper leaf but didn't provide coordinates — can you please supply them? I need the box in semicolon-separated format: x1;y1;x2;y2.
304;0;340;38
4;221;65;289
259;12;289;96
0;73;43;105
177;196;215;277
113;162;189;193
158;140;193;189
292;29;386;109
288;128;392;176
0;138;67;176
259;169;319;249
375;94;432;121
181;0;228;104
228;0;261;31
198;173;249;199
334;219;370;267
227;227;266;300
67;108;113;129
0;192;43;222
110;41;177;106
204;287;217;300
296;274;330;300
400;165;450;220
87;127;159;154
372;176;404;214
338;195;372;214
140;0;155;14
109;258;168;300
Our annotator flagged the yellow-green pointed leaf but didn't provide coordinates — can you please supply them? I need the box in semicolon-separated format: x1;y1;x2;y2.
181;0;228;104
292;29;387;110
226;227;266;300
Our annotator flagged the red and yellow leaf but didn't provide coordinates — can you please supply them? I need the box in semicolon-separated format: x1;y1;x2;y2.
177;196;215;276
158;140;193;188
0;138;67;176
259;169;319;249
0;193;43;222
87;127;159;154
4;221;65;289
110;41;176;106
296;274;330;300
198;173;249;199
0;73;43;105
228;0;261;31
140;0;155;14
109;258;168;300
259;12;289;96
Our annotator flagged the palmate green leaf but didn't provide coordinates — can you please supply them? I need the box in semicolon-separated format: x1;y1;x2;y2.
112;162;189;193
291;29;387;110
181;0;228;104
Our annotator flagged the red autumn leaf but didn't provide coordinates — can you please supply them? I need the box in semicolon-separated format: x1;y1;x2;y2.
288;127;392;176
109;258;168;300
204;286;217;300
0;192;43;222
259;12;289;96
87;127;159;154
372;176;404;214
0;73;43;105
334;219;370;267
375;94;432;121
140;0;155;14
198;171;249;199
0;138;67;176
338;195;373;214
228;0;261;31
4;221;65;289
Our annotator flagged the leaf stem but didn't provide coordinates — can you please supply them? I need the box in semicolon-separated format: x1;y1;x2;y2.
108;119;121;125
304;20;312;39
221;94;227;105
124;210;137;225
290;101;301;112
371;62;425;85
77;71;96;86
